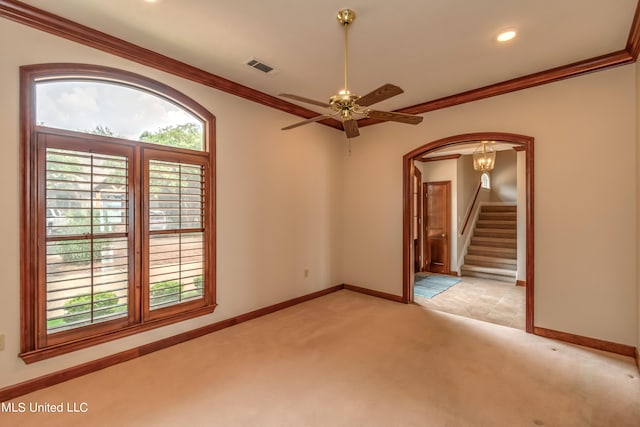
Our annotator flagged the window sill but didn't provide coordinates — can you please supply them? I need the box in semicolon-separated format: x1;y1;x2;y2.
19;304;216;364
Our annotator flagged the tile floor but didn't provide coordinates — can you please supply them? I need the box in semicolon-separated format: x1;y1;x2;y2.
413;274;526;330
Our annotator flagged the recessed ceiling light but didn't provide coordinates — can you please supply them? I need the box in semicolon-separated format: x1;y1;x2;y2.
497;30;517;43
144;0;158;3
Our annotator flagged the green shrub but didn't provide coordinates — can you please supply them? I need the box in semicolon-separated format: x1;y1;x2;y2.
50;239;110;263
193;275;203;290
182;290;203;299
63;291;119;324
149;277;205;306
181;275;204;300
150;280;180;306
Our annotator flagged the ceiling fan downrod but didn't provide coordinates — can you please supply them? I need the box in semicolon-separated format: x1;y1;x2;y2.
337;9;356;95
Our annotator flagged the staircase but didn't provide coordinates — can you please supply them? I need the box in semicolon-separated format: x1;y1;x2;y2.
461;204;517;282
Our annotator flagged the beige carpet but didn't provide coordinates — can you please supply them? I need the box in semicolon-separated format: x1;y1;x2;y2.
4;290;640;426
414;275;526;330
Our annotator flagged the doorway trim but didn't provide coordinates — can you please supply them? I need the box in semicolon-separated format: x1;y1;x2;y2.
412;166;423;273
402;132;535;333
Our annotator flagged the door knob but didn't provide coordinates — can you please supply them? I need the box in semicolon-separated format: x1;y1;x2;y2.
441;233;446;238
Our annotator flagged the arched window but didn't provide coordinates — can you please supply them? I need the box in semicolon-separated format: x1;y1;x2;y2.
481;172;491;189
36;79;205;150
20;64;216;362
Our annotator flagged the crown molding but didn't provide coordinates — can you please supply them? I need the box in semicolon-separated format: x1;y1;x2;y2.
360;0;640;127
357;50;634;128
1;0;639;132
627;0;640;60
0;0;343;131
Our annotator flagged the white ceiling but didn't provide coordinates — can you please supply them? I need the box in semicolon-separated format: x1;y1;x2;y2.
18;0;638;115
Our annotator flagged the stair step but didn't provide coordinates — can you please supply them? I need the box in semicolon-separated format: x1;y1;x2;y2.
474;228;517;238
464;204;518;280
467;245;517;258
479;212;517;221
464;254;517;269
481;205;517;213
464;261;517;270
461;264;517;276
477;220;517;229
471;236;517;248
461;270;517;283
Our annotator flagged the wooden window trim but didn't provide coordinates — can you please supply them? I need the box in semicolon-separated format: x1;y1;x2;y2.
142;150;214;322
37;133;136;349
20;64;217;363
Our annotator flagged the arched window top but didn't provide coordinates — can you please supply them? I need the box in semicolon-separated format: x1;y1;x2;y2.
25;64;214;152
481;172;491;189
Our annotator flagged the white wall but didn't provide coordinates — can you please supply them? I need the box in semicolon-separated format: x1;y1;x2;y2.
0;19;344;388
516;150;527;282
456;155;481;268
490;150;517;202
457;155;481;221
342;64;638;346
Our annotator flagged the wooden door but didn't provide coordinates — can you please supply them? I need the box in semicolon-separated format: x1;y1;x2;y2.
423;181;451;274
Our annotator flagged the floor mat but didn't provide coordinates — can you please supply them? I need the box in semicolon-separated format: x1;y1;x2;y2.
414;274;461;299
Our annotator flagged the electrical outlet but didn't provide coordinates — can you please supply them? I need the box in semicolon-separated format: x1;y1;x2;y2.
0;334;5;351
304;269;309;278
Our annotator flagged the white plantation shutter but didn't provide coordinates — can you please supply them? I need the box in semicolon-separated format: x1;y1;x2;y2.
34;131;213;350
43;143;132;339
145;157;207;316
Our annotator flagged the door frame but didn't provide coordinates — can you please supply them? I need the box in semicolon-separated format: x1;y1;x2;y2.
423;180;451;274
412;166;422;273
402;132;535;333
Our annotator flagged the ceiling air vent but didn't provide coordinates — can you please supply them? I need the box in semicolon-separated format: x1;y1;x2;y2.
246;59;275;74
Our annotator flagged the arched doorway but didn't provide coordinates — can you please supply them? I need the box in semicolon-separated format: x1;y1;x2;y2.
402;132;534;333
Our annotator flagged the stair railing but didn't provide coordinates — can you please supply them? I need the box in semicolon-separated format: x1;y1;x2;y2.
460;181;482;236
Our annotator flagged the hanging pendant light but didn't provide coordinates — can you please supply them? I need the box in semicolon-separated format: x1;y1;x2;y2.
473;141;496;172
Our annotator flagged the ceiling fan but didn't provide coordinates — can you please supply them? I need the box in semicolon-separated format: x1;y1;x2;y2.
279;9;424;138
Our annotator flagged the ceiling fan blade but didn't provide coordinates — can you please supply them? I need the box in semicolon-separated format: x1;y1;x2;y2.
343;119;360;138
357;84;404;107
279;93;330;108
282;114;331;130
367;110;423;125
